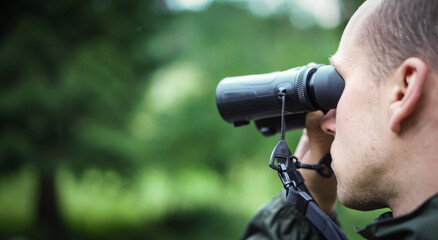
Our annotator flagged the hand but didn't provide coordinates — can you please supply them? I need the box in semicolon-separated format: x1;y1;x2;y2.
294;111;337;214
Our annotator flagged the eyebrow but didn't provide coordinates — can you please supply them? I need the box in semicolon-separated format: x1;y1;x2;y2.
328;55;344;79
328;55;337;69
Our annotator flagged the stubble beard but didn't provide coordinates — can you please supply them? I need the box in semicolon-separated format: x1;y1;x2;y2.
336;166;389;211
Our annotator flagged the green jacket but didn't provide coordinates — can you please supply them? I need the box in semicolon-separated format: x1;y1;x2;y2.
241;190;324;240
358;193;438;239
242;191;438;240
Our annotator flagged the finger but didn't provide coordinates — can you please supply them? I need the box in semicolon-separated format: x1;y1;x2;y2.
306;111;329;141
305;111;334;162
294;132;310;159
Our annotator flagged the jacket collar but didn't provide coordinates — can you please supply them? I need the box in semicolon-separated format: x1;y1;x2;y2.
357;193;438;239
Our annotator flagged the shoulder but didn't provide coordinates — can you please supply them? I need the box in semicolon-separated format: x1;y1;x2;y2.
241;190;324;240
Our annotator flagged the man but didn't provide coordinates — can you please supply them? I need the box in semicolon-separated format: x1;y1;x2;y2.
242;0;438;239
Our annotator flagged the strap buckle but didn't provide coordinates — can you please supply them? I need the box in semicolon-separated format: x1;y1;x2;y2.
287;188;314;216
278;162;297;191
269;140;297;190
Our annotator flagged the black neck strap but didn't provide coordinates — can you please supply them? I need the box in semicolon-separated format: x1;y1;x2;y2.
269;92;348;240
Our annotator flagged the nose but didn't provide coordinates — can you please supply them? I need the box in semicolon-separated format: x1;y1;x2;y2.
321;109;336;136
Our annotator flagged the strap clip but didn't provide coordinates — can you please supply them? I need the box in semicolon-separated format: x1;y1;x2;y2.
269;139;298;191
287;188;314;216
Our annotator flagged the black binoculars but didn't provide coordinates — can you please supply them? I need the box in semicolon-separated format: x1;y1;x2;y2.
215;64;344;136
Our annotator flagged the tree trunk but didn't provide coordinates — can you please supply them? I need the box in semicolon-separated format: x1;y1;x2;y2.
36;168;64;239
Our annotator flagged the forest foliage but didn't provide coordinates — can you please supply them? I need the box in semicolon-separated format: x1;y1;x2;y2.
0;1;385;239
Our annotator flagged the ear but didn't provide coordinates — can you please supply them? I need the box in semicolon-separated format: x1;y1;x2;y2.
389;58;428;133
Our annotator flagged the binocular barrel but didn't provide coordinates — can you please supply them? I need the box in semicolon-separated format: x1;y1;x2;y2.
215;65;344;135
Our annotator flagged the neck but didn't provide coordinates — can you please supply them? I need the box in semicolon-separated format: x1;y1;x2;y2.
387;140;438;217
390;188;438;217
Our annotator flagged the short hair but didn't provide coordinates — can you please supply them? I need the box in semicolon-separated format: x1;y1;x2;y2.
360;0;438;80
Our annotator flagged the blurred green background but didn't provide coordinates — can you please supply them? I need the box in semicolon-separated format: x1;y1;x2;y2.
0;0;387;239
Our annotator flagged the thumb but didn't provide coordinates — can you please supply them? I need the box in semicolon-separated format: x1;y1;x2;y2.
305;111;333;162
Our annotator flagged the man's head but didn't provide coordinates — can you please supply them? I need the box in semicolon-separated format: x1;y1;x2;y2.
323;0;438;215
360;0;438;80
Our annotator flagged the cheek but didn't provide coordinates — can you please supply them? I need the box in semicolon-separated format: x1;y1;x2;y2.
332;84;368;160
336;87;362;137
332;82;384;168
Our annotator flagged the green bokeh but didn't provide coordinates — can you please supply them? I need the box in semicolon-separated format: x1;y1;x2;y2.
0;1;382;239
